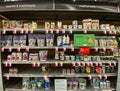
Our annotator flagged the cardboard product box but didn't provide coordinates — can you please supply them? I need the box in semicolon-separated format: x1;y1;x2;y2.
74;34;95;47
55;79;67;91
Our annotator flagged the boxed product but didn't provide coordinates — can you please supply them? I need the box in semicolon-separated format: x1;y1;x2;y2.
16;20;23;28
16;52;22;61
79;78;86;89
57;21;62;29
23;52;28;61
29;53;39;61
91;20;99;30
39;51;48;61
74;34;95;47
45;22;50;29
1;35;12;47
28;34;36;46
37;79;44;90
2;20;9;29
31;80;36;90
51;22;55;29
9;20;17;29
32;21;37;29
57;36;63;46
82;19;92;30
55;79;67;91
36;35;45;47
22;77;30;90
46;34;54;47
11;52;16;61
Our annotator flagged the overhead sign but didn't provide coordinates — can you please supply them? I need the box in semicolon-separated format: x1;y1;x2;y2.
0;0;53;11
55;0;118;12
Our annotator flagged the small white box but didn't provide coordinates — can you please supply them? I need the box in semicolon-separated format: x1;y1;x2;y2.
55;79;67;91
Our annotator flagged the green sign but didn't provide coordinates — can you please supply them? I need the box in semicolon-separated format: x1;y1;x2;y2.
74;34;95;47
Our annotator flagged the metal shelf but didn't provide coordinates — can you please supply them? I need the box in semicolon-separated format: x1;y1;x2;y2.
5;88;116;91
2;59;117;64
1;28;117;34
1;46;118;49
3;73;117;78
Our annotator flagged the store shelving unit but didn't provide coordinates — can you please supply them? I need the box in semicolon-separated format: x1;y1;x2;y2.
0;0;120;91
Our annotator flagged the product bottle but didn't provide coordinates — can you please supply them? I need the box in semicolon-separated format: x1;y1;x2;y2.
45;78;50;89
63;35;66;46
66;35;70;46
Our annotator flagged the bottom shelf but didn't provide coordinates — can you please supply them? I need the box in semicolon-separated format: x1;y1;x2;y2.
5;82;115;91
5;88;116;91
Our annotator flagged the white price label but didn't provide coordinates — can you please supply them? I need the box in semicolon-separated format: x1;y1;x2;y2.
56;29;59;34
62;29;65;34
50;29;53;33
71;47;74;52
13;30;16;34
29;30;33;34
83;30;87;33
8;48;12;52
62;47;66;51
20;29;23;34
69;30;72;34
2;29;6;34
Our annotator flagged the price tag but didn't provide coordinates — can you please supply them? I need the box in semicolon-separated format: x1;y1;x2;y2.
77;62;80;66
103;75;107;80
112;30;116;34
72;62;75;67
83;30;87;33
59;62;63;67
110;48;113;52
16;48;20;52
94;47;98;52
89;62;93;66
8;63;12;67
45;30;48;34
2;29;6;34
62;47;66;51
6;75;9;80
50;29;53;33
2;48;4;52
112;62;116;66
69;30;72;34
62;29;65;34
71;47;74;52
29;29;33;34
54;62;58;67
32;63;36;67
94;62;98;66
98;62;102;66
25;30;28;34
103;30;106;34
81;62;85;67
43;75;47;80
109;31;112;34
8;48;12;52
13;30;16;34
86;62;89;66
36;63;40;67
88;75;92;80
98;75;102;80
4;62;8;67
26;48;29;52
55;47;58;51
108;62;111;66
101;48;106;52
20;29;23;34
56;29;59;34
